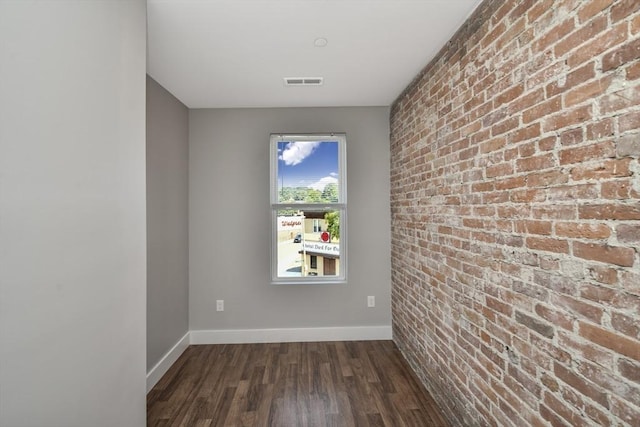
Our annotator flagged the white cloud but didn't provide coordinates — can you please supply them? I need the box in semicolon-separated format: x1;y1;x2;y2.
279;141;321;166
308;175;338;191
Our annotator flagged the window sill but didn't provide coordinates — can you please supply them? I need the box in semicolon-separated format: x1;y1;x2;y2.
271;279;347;286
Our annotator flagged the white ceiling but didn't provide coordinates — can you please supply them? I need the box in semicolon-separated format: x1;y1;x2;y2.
147;0;482;109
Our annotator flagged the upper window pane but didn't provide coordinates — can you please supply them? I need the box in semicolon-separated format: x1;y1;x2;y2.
276;139;341;204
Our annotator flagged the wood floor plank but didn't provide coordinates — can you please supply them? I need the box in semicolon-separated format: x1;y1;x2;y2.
148;340;450;426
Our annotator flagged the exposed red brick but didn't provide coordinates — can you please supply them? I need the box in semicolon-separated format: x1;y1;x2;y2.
560;127;584;146
601;180;632;199
516;153;555;172
533;18;575;52
564;75;613;107
554;15;607;58
570;158;632;181
555;222;611;239
612;292;640;313
577;0;614;24
612;395;640;425
600;86;640;114
573;241;635;267
547;184;599;202
510;124;541;145
546;63;595;97
479;136;506;154
527;0;554;23
539;402;568;427
508;88;545;115
567;21;628;68
535;304;573;331
579;321;640;361
627;61;640;79
494;176;526;190
554;362;610;409
558;330;614;367
579;203;640;220
542;105;592;133
389;1;640;425
492;116;520;137
559;141;616;165
616;224;640;243
538;136;556;151
611;311;640;339
481;21;507;49
495;84;524;108
586;119;614;140
486;295;513;317
618;358;640;384
619;111;640;133
603;37;640;71
553;295;604;323
527;237;570;254
532;205;576;220
633;14;640;35
486;162;513;178
588;266;618;285
527;170;568;187
619;271;640;294
515;220;552;236
543;390;585;426
522;96;561;123
611;0;640;23
515;310;555;338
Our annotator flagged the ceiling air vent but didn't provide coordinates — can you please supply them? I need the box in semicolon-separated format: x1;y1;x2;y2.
284;77;324;86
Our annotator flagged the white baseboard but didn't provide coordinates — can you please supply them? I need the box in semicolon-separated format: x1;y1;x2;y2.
146;331;190;393
189;325;392;345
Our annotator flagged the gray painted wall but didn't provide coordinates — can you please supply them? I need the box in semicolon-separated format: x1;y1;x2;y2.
189;107;391;330
146;76;189;371
0;1;147;426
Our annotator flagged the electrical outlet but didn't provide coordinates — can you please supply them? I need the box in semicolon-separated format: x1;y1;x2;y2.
367;296;375;308
216;300;224;312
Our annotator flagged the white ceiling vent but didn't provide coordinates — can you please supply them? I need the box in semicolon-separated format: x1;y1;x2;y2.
284;77;324;86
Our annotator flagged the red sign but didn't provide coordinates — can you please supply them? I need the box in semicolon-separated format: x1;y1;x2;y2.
320;231;330;242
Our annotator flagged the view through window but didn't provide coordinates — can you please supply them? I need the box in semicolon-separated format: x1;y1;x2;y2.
270;134;346;283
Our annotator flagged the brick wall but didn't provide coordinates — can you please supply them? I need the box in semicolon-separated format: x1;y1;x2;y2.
390;0;640;425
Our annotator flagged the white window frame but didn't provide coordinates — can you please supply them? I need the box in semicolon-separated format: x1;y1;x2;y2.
270;133;347;285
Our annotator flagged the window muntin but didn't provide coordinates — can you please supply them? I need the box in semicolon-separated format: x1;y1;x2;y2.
270;134;346;284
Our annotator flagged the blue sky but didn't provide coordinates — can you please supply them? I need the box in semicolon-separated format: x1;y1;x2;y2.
278;140;339;190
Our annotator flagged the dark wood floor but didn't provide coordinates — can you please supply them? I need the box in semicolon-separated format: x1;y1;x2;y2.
147;340;450;427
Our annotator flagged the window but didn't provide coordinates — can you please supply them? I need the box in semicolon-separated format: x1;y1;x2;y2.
270;133;346;284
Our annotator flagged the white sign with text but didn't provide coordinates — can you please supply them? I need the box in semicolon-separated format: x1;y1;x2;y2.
278;216;303;231
302;241;340;257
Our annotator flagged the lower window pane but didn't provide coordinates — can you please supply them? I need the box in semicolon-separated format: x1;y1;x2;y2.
276;209;340;278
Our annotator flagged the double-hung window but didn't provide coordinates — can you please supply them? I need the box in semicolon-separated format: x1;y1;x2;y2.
270;133;347;284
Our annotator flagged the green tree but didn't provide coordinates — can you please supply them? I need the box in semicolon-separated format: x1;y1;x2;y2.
324;211;340;240
279;187;294;202
293;187;307;201
321;183;338;202
306;189;322;203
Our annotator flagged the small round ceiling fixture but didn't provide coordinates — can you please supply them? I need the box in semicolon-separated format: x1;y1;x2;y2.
314;37;328;47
